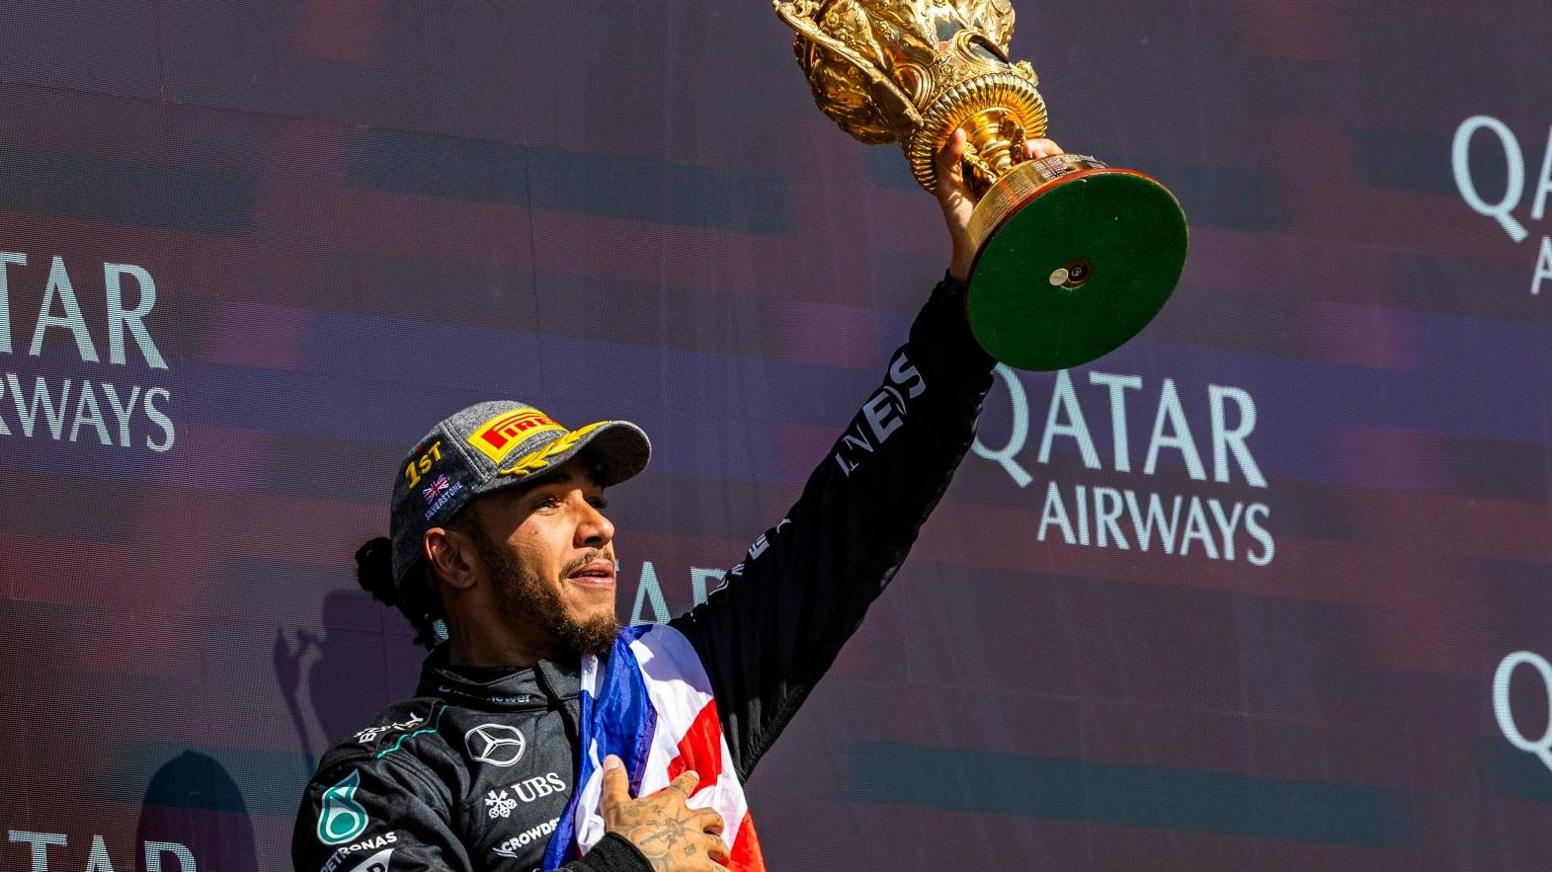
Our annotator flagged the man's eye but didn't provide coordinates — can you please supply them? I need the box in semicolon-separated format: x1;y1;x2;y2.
536;495;563;509
589;497;610;511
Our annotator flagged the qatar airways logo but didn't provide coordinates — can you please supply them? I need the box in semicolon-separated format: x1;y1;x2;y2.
5;831;195;872
1452;116;1552;295
0;252;175;453
973;365;1274;566
628;560;727;624
1494;650;1552;775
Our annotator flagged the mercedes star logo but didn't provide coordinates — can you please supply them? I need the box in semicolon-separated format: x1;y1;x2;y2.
464;723;526;767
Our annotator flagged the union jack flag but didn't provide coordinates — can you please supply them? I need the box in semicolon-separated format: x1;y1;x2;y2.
421;474;451;505
543;625;763;870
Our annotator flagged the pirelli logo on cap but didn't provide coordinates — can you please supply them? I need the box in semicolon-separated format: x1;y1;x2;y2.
467;408;565;463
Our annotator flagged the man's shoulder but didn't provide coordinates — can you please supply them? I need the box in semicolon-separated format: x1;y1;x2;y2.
312;697;454;789
342;698;447;754
293;698;463;870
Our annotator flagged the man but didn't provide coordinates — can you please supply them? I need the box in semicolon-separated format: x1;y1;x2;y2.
293;131;1061;872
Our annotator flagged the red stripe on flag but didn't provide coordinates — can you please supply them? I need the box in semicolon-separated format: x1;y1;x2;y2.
727;812;765;871
666;699;724;786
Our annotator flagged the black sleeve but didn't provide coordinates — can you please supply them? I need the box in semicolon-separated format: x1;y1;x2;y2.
669;272;996;779
292;754;473;872
564;835;655;871
292;757;653;872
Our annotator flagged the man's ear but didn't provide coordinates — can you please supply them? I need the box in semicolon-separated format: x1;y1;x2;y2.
424;525;480;592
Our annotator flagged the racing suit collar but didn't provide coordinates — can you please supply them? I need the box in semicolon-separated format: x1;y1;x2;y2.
416;644;581;711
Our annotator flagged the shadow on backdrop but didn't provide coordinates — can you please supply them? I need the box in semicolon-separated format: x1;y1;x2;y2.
276;589;406;776
135;750;256;872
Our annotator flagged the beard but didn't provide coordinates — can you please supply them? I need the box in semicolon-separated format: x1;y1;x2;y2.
466;525;620;657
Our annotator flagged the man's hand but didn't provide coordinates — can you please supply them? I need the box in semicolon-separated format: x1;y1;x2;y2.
600;755;729;871
934;128;1063;283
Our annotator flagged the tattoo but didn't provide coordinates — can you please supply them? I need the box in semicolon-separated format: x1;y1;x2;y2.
610;798;706;870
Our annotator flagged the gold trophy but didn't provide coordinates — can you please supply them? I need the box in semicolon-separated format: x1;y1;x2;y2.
774;0;1188;370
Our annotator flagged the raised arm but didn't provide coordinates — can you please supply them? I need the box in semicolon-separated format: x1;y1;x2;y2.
668;132;1059;779
668;265;995;778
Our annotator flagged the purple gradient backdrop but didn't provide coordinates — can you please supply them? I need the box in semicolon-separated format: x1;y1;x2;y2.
0;1;1548;870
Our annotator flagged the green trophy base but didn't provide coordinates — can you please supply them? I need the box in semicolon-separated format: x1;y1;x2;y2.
966;163;1188;371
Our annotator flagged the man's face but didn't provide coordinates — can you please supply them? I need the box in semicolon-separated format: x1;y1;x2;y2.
466;458;620;656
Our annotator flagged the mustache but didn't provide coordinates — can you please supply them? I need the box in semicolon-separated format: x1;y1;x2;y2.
559;548;615;578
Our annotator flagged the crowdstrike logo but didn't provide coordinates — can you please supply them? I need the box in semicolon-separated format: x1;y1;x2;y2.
1451;115;1552;295
972;365;1274;566
492;817;559;860
465;724;526;767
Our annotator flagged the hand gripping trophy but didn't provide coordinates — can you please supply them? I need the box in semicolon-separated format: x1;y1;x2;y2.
774;0;1188;370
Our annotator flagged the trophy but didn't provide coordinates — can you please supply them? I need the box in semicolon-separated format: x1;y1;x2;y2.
774;0;1187;370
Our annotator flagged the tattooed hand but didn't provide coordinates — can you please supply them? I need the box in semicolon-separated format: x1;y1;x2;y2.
600;755;729;870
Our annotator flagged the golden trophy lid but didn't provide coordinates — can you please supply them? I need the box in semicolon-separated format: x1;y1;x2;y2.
780;0;1043;190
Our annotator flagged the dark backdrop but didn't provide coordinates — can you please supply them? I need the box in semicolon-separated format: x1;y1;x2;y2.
0;1;1548;869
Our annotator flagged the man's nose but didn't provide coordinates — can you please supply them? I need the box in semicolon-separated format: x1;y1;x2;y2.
574;498;615;548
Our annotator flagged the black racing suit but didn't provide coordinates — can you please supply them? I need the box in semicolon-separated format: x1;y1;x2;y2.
292;274;996;872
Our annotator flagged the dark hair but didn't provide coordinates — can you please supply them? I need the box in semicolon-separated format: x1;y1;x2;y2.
354;536;447;650
357;467;596;650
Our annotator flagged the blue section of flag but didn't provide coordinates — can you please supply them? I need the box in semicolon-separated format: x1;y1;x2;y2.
543;625;657;871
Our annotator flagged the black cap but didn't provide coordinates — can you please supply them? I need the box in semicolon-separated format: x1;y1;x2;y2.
389;401;650;586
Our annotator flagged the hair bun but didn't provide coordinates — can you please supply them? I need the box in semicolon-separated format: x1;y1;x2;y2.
354;536;400;607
